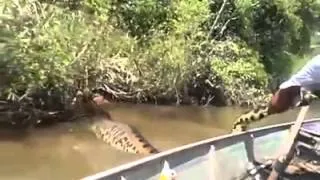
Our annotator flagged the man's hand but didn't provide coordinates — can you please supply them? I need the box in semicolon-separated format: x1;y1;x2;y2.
268;86;301;114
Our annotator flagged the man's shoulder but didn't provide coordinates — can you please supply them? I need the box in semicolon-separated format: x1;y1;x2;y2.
309;54;320;64
302;54;320;69
279;54;320;89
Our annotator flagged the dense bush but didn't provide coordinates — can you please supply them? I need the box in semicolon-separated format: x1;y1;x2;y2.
1;0;320;107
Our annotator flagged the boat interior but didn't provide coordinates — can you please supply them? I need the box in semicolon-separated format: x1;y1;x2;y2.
239;121;320;180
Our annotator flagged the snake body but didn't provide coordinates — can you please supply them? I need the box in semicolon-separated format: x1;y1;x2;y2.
71;90;159;155
231;91;318;133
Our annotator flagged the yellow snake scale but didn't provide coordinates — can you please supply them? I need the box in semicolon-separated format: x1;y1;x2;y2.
231;91;318;133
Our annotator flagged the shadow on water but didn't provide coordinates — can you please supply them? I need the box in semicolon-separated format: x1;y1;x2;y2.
0;102;319;179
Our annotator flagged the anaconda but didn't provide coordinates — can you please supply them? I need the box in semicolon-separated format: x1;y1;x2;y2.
231;90;318;133
70;89;160;155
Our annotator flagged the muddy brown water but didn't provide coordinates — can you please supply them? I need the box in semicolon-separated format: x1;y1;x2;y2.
1;102;320;180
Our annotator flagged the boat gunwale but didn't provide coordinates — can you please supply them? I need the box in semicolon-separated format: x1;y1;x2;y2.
82;117;320;180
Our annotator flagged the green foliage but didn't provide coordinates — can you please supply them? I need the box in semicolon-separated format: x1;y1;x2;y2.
210;40;268;105
289;33;320;76
0;0;135;99
1;0;319;106
211;43;267;87
109;0;176;41
234;0;320;76
172;0;210;34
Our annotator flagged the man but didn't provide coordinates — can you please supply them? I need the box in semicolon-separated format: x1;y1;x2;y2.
231;55;320;133
269;54;320;114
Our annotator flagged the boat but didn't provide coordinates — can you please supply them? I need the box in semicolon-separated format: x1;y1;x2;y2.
81;114;320;180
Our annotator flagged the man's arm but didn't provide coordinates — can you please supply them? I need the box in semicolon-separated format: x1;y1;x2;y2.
267;86;301;114
269;55;320;114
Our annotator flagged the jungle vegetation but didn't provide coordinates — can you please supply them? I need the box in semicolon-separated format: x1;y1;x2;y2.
1;0;320;110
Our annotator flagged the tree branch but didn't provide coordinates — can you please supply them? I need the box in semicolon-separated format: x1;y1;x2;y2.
217;17;238;38
207;0;228;40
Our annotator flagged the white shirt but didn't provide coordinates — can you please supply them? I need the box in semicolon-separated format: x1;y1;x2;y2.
279;54;320;91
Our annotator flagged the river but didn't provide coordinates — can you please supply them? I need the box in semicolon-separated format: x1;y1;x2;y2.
1;102;320;180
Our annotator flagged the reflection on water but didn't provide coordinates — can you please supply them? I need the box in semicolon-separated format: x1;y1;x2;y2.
0;102;319;180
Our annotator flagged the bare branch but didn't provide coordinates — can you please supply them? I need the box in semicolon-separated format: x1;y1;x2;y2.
174;86;180;106
205;79;215;88
74;43;89;62
207;0;228;40
217;17;238;38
